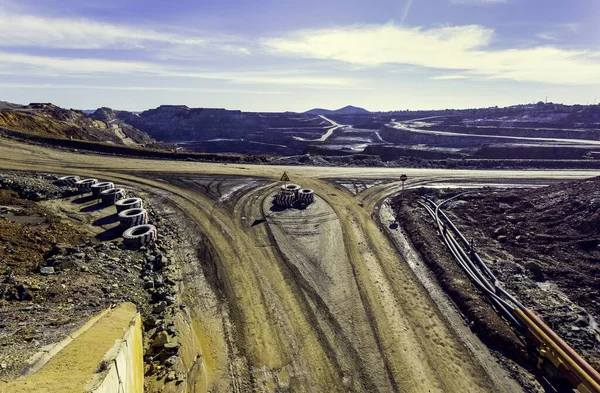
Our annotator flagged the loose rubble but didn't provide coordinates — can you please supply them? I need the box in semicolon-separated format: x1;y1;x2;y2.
0;171;185;387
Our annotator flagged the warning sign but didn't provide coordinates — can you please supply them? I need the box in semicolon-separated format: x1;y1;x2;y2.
280;172;290;182
400;174;408;182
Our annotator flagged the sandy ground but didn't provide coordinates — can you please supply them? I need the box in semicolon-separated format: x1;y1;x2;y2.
2;137;600;391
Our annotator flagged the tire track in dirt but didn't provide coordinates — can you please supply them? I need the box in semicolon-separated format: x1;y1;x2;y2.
243;185;397;392
300;178;499;392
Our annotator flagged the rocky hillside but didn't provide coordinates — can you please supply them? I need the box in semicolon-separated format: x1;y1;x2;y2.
0;103;154;145
96;105;330;154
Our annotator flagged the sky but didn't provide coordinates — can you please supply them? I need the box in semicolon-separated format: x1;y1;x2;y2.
0;0;599;112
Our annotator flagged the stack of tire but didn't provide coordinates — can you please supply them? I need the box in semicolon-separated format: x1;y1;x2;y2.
57;175;80;186
297;188;315;204
275;184;301;208
123;224;157;248
75;178;98;193
118;207;149;229
90;182;114;198
100;188;125;205
275;193;296;207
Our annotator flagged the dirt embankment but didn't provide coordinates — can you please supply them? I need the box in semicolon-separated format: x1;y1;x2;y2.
393;195;528;364
445;178;600;370
394;177;600;373
0;172;207;392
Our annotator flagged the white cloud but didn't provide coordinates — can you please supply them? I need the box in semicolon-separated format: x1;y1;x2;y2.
0;8;204;49
0;52;352;87
263;24;600;85
535;32;559;41
0;82;290;95
431;75;469;80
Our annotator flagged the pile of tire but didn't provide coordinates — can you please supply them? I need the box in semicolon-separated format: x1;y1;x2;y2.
115;197;143;213
75;178;98;193
281;183;301;195
275;193;296;207
58;175;80;186
118;208;149;229
100;188;125;205
123;224;157;248
90;182;114;198
298;188;315;204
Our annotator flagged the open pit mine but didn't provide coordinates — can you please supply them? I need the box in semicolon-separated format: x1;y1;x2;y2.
1;103;600;393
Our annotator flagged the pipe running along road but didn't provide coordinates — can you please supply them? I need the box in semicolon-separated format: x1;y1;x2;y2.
419;196;600;393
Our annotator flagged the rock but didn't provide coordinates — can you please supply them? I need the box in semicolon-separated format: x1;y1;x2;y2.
524;261;545;282
154;254;166;270
506;215;521;224
164;296;175;305
166;356;178;367
154;301;167;314
497;235;507;243
493;227;507;237
163;341;180;352
40;266;55;275
166;371;177;382
152;331;170;348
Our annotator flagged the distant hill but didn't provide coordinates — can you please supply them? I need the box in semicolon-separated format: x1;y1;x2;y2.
305;105;370;115
0;101;23;110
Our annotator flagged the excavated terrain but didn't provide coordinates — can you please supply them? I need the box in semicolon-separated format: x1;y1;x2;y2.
393;178;600;374
2;137;600;392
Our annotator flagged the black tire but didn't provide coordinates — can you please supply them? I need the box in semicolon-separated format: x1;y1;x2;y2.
58;175;80;186
115;197;143;213
280;183;301;197
75;178;98;193
123;224;157;248
275;193;296;207
100;188;125;206
118;208;149;229
298;189;315;204
90;182;114;198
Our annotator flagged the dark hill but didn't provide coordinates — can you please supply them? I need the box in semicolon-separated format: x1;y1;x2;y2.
305;105;370;115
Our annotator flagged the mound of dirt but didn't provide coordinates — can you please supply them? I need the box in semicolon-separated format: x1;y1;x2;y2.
417;177;600;370
451;178;600;321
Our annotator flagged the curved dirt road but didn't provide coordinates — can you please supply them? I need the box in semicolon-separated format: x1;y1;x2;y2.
2;138;600;392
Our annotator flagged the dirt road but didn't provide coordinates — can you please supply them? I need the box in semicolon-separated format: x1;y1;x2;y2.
2;138;600;392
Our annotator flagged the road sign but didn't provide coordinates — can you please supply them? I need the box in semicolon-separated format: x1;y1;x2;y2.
280;172;290;182
400;174;408;182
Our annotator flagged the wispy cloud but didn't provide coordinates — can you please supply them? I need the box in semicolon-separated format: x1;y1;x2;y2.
0;8;207;49
431;75;469;80
535;32;559;41
0;52;353;87
0;82;290;94
264;24;600;85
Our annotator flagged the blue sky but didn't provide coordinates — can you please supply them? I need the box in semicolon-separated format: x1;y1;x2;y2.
0;0;598;111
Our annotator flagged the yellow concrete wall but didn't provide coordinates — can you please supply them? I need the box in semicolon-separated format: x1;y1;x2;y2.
89;313;144;393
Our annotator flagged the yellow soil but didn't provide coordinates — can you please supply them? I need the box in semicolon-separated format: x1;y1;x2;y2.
1;137;598;392
2;303;138;393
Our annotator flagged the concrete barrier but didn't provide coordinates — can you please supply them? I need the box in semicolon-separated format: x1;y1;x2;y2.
87;311;144;393
3;303;143;393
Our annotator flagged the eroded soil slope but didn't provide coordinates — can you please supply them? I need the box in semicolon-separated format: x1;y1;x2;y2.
406;177;600;371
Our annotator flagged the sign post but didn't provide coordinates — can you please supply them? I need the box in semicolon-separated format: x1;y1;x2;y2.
280;172;290;188
400;174;408;195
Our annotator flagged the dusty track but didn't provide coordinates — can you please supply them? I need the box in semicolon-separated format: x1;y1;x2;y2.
2;138;600;392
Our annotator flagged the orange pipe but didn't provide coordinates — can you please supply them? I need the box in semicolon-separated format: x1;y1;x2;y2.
515;308;600;393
